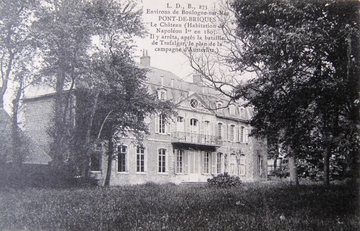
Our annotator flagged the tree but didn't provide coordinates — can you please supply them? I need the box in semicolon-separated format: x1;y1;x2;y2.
32;0;147;171
0;0;39;167
187;0;359;185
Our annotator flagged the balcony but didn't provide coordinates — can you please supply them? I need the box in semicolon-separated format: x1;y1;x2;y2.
171;132;222;148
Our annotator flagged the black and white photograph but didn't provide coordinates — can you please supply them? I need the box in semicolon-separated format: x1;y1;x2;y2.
0;0;358;230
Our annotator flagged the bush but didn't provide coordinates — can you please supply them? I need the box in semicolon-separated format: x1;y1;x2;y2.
207;172;242;187
269;168;289;179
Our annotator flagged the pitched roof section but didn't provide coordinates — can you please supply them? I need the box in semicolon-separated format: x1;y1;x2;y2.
0;109;51;165
140;56;253;122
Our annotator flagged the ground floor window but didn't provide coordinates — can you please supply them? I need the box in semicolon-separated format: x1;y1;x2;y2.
239;155;246;175
203;152;211;174
216;153;223;173
90;152;101;171
158;148;166;173
136;146;145;172
118;145;127;172
176;149;183;173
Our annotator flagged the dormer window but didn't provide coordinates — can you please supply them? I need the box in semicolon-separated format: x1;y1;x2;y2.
158;89;166;100
229;104;236;115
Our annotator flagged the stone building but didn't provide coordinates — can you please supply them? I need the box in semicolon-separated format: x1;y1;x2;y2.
22;54;267;185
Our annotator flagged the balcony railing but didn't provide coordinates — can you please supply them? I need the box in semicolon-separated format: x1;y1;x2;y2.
171;132;222;146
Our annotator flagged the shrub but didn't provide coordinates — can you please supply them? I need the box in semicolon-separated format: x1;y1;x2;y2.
207;172;242;187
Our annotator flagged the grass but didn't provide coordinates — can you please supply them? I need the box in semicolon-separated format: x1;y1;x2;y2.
0;181;358;231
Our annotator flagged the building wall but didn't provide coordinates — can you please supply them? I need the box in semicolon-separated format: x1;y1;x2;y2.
22;96;54;155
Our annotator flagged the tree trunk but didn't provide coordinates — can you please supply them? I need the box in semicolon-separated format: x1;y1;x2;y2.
11;81;23;170
273;156;277;170
103;136;114;187
323;145;330;186
51;69;65;169
84;91;99;178
289;155;298;186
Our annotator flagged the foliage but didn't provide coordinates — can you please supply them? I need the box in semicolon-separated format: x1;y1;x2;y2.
31;0;148;171
188;0;359;185
0;183;357;230
207;172;242;187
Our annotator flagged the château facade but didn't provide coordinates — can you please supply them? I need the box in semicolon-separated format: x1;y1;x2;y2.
22;54;267;185
90;54;267;185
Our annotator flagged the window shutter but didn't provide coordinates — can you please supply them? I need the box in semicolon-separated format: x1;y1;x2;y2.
245;128;249;143
184;151;188;174
211;152;216;174
227;124;230;141
200;151;204;174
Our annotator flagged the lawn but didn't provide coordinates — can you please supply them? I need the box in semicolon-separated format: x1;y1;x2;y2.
0;182;358;231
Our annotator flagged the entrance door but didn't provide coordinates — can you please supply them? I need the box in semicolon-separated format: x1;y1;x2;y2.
187;151;199;181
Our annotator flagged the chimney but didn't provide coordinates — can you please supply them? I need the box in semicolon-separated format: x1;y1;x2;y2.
140;50;150;67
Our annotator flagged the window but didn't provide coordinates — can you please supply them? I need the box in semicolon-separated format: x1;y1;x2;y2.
118;145;127;172
258;155;263;176
90;152;101;171
230;125;235;142
158;114;166;134
217;102;222;109
216;153;222;173
158;90;166;100
239;155;246;175
229;105;236;115
217;123;223;139
190;118;198;126
239;126;244;143
239;107;244;117
190;99;198;108
158;148;166;173
176;149;183;173
136;146;145;172
203;152;211;174
177;116;184;122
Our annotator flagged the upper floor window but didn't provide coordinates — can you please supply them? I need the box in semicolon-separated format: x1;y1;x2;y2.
216;102;222;111
217;123;223;139
158;148;166;173
230;124;235;142
239;107;245;117
118;145;127;172
158;113;166;134
158;90;166;100
190;118;198;126
229;105;236;115
177;116;184;122
239;126;249;143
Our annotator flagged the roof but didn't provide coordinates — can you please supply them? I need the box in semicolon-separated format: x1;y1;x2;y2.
0;109;51;165
141;62;254;122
